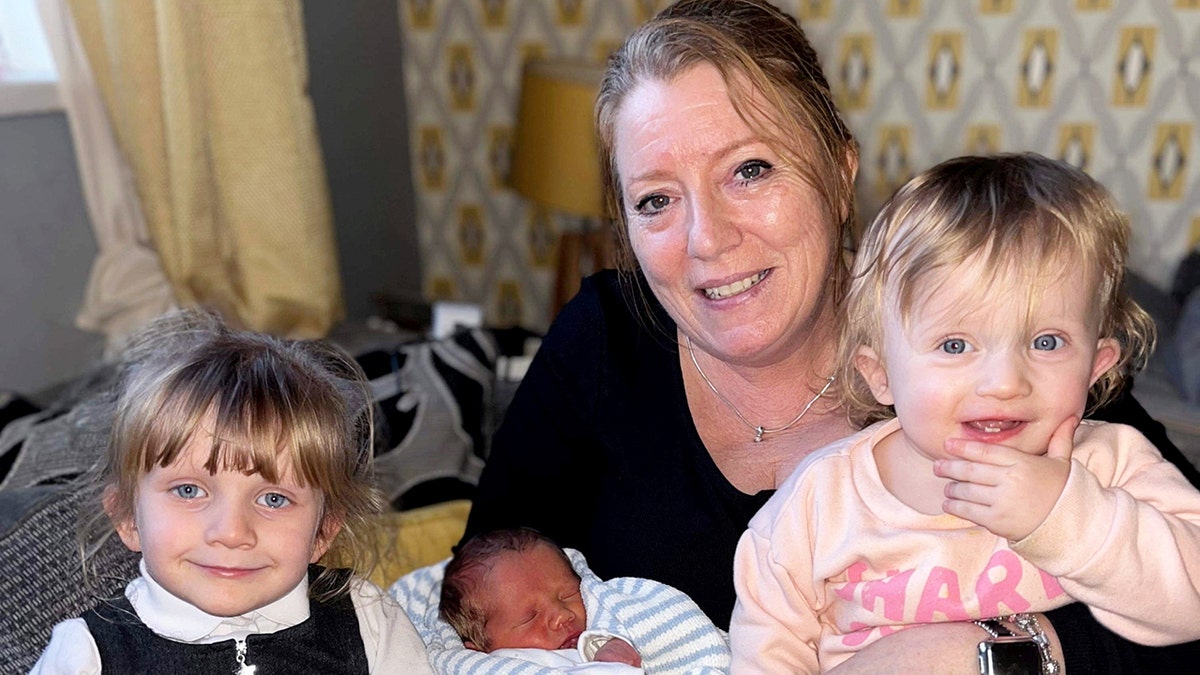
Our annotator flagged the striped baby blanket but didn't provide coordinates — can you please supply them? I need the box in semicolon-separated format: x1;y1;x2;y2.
389;548;730;674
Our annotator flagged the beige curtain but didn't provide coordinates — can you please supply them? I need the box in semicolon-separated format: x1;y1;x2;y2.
38;0;175;354
64;0;343;338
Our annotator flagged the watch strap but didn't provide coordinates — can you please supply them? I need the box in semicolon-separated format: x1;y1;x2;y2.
975;614;1061;675
974;618;1017;639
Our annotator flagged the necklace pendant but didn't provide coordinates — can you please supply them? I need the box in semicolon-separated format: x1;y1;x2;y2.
684;336;834;447
235;638;257;675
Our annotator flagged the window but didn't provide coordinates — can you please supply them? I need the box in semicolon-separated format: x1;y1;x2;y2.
0;0;59;116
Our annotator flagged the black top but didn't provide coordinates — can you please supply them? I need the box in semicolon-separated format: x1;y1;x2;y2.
82;566;368;674
466;270;1200;669
468;271;771;628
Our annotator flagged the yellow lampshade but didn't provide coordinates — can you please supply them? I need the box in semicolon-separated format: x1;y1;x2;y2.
509;59;605;219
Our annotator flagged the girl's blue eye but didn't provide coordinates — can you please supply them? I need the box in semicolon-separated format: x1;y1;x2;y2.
171;484;205;500
1032;334;1064;351
940;338;969;354
257;493;291;509
735;160;771;182
634;194;669;214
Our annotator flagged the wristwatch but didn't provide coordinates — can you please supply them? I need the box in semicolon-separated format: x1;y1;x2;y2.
975;615;1060;675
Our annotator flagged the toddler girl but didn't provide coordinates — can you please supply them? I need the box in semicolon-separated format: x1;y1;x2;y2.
730;153;1200;673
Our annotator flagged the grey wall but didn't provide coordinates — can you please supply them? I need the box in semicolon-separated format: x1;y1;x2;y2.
0;0;422;397
303;0;422;320
0;111;104;399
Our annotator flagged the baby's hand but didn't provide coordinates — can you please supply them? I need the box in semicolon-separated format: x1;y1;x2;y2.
935;416;1077;541
594;638;642;668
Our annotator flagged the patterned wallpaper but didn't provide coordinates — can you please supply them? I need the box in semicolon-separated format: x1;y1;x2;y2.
397;0;1200;329
397;0;655;330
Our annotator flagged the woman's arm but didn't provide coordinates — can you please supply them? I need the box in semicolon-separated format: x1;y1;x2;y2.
831;607;1200;675
826;618;1062;675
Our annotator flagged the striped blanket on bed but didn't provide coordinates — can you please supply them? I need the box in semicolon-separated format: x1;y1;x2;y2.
389;548;730;674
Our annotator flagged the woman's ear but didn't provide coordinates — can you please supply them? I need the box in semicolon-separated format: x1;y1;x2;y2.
103;486;142;553
855;345;894;405
1090;337;1121;385
310;515;344;563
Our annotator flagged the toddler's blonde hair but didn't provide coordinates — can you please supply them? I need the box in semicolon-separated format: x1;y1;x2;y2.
838;153;1155;426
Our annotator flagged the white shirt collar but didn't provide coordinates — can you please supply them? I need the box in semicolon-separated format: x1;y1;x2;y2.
127;559;312;643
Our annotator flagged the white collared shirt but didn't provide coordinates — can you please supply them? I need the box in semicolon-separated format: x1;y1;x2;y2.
29;560;433;674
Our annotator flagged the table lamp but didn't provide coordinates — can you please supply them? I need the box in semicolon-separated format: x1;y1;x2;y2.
509;58;609;319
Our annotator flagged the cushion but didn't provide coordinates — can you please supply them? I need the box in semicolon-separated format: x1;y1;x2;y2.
0;391;43;490
0;368;119;493
0;485;139;673
368;499;471;588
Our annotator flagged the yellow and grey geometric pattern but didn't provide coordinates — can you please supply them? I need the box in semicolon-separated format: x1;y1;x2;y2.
397;0;660;329
800;0;1200;291
397;0;1200;328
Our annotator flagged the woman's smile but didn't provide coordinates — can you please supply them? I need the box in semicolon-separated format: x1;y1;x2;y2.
700;269;769;300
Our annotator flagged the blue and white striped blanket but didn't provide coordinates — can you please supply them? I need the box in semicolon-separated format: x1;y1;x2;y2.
389;548;730;674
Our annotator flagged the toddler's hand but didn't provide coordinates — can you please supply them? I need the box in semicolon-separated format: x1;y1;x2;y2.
934;416;1076;541
594;638;642;668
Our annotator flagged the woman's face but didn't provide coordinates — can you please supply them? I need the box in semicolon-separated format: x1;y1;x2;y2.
613;63;840;365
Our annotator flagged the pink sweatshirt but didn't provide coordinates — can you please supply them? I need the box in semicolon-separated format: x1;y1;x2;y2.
730;419;1200;673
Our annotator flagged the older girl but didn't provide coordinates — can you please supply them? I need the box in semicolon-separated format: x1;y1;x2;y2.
31;310;432;674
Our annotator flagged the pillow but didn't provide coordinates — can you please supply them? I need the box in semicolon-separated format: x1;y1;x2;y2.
0;484;139;673
0;391;43;490
366;499;471;588
0;367;119;494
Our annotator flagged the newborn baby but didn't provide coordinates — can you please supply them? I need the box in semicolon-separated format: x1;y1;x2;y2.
440;528;642;671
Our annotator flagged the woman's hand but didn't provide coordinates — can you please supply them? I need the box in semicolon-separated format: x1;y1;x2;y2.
826;615;1063;675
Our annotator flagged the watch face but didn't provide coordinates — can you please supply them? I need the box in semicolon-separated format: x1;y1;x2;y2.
978;637;1042;675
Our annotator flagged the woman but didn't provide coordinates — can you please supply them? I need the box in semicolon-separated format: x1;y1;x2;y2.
467;0;1200;671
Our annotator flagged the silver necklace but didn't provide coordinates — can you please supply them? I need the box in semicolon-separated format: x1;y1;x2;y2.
685;335;835;443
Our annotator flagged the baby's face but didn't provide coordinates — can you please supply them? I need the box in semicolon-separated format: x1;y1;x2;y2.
860;253;1117;461
475;543;586;652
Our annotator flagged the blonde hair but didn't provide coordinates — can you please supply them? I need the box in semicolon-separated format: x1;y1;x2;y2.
595;0;859;312
838;153;1156;426
81;309;381;597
